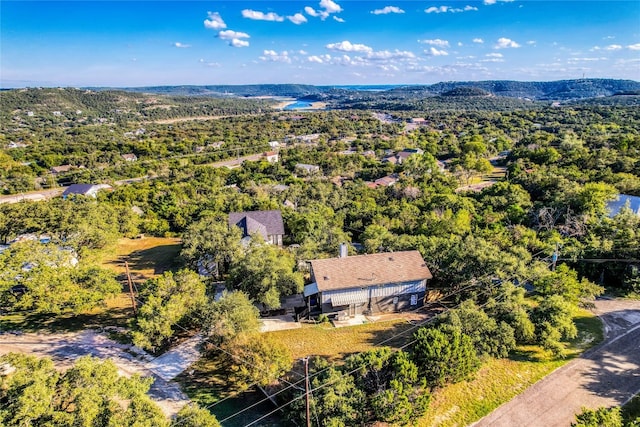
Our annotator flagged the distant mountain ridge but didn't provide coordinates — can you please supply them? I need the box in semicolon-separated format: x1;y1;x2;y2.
109;79;640;101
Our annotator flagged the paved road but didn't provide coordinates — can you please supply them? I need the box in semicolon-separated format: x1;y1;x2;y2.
0;330;190;417
474;299;640;427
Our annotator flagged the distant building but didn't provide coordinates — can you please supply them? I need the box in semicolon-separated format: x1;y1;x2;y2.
607;194;640;217
382;148;423;165
50;165;73;174
121;153;138;162
304;250;432;316
228;210;285;246
262;151;279;163
295;163;321;175
62;184;112;198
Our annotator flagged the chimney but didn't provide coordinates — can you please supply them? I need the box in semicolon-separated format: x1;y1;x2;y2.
339;243;348;258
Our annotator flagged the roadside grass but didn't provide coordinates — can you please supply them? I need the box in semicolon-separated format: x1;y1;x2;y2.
418;307;604;427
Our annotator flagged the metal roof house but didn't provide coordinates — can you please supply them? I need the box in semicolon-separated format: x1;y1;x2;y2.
228;210;285;246
62;184;112;198
304;250;432;317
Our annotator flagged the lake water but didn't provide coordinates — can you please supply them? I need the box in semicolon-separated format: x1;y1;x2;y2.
283;100;314;110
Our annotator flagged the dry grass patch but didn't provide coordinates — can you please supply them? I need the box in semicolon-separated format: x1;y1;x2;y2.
267;319;414;361
101;236;182;279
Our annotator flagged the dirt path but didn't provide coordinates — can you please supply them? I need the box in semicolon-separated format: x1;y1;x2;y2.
0;329;190;417
473;298;640;427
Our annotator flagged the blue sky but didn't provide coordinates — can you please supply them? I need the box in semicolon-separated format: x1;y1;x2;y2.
1;1;639;87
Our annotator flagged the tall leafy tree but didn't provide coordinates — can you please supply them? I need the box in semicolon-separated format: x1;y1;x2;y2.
132;269;207;351
0;354;170;427
228;237;303;310
412;325;479;387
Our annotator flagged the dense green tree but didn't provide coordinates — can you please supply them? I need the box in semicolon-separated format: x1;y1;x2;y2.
180;215;243;278
572;407;623;427
132;269;207;351
345;348;430;425
443;300;516;358
412;325;480;387
172;404;221;427
202;290;260;344
228;237;303;310
0;354;169;427
535;264;604;306
0;240;120;314
531;295;578;357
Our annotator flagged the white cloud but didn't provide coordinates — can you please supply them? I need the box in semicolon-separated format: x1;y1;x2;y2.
230;39;249;48
305;6;320;16
368;49;416;60
605;44;623;51
204;11;226;30
627;43;640;51
425;5;477;13
473;38;484;44
199;59;221;67
333;16;345;22
174;42;190;48
425;47;449;56
484;0;514;4
371;6;405;15
320;0;342;13
260;50;292;63
458;42;463;47
326;40;373;54
425;6;449;13
526;40;536;45
494;37;520;49
486;53;503;58
218;30;250;48
305;0;343;20
241;10;284;22
308;54;331;63
288;13;308;24
218;30;250;40
419;39;450;48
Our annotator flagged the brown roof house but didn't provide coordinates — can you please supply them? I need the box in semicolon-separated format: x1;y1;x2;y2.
304;248;432;317
229;210;285;246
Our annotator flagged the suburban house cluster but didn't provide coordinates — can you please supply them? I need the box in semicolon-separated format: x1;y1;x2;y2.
227;209;433;320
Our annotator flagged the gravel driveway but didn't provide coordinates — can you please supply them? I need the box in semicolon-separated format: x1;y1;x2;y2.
0;329;190;417
473;298;640;427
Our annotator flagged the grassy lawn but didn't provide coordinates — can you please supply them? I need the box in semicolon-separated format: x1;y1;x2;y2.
266;319;414;361
101;236;183;280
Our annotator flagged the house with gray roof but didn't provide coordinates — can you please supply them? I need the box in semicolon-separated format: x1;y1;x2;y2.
62;184;112;198
304;250;432;316
228;210;285;246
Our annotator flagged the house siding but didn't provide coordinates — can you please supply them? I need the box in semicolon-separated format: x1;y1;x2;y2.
319;279;426;315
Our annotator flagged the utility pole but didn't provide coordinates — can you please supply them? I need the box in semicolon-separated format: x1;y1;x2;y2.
124;261;137;315
305;357;311;427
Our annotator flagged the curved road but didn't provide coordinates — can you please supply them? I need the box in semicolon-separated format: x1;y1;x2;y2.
474;298;640;427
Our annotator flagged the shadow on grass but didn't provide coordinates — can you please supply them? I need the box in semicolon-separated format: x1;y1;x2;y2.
0;306;133;334
175;353;282;427
106;243;183;279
